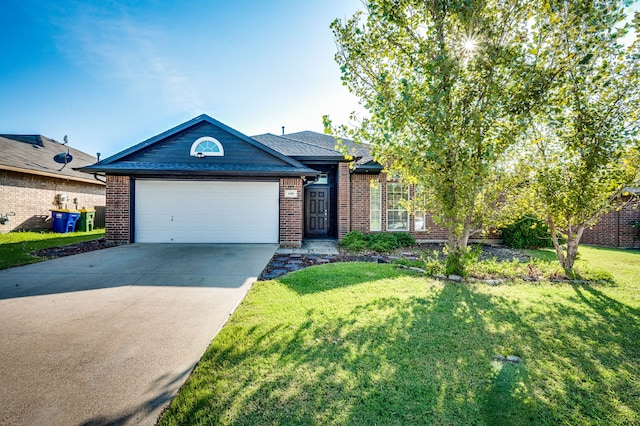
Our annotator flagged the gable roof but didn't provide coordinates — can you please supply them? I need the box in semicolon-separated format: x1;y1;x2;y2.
251;133;348;160
79;115;319;177
285;131;374;164
0;134;104;185
254;131;383;172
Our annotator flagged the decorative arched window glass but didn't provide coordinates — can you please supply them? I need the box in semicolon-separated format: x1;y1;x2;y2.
190;136;224;157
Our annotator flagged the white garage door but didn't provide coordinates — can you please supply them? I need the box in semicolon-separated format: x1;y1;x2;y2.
135;180;279;243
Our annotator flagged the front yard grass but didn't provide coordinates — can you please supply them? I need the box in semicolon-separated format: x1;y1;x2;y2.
0;230;105;270
159;246;640;425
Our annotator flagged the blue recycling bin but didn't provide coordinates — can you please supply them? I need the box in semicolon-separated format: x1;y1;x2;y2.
51;210;81;233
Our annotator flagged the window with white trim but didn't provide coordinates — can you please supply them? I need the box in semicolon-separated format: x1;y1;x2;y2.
386;182;409;231
370;182;382;231
190;136;224;157
413;186;426;231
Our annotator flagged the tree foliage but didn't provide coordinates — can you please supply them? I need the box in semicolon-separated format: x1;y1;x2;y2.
519;0;640;274
330;0;640;276
329;0;541;274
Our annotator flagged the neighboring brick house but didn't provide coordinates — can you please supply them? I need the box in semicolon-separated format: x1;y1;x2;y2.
79;114;638;248
581;194;640;248
0;134;105;233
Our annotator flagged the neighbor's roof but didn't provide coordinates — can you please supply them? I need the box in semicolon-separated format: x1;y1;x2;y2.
0;134;104;185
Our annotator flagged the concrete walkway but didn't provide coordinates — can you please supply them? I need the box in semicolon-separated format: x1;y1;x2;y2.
276;239;339;255
0;243;277;426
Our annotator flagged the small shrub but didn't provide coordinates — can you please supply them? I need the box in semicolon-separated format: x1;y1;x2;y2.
393;232;416;247
341;231;367;252
420;250;446;276
340;231;415;253
501;216;554;249
444;246;481;277
368;233;400;253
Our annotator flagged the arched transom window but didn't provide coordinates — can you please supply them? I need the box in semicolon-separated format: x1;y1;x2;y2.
190;136;224;157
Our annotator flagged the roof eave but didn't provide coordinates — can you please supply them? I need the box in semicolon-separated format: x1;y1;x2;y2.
1;164;106;185
77;167;320;178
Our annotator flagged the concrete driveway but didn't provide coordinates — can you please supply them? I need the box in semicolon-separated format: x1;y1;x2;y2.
0;243;277;426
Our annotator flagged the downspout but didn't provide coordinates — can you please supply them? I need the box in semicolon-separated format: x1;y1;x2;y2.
93;173;106;184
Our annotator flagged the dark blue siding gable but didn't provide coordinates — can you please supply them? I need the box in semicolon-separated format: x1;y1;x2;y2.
122;121;289;166
78;114;320;177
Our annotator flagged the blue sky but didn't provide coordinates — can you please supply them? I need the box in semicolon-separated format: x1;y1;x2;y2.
0;0;363;156
1;1;638;158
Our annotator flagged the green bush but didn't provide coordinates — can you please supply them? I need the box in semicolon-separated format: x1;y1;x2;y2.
444;245;481;277
341;230;366;249
393;232;417;247
340;231;416;253
501;216;554;249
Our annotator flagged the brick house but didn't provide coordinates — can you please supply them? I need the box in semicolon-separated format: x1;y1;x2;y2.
80;114;638;248
0;134;105;232
581;194;640;248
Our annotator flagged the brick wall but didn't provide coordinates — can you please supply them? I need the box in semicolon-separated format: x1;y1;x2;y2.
582;198;640;248
337;163;351;239
347;174;639;247
350;173;376;232
0;170;105;233
105;175;130;243
347;173;449;241
279;177;303;247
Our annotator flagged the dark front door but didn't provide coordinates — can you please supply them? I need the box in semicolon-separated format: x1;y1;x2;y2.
305;186;329;236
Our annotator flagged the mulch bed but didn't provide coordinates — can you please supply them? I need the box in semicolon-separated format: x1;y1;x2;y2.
31;238;120;259
32;240;531;280
258;243;530;280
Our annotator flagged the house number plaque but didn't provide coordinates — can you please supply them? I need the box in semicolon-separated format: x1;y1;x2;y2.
284;190;298;198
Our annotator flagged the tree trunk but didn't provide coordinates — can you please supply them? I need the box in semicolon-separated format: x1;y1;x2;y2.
548;217;585;276
445;219;472;276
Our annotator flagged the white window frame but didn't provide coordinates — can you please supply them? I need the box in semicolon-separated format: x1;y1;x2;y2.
386;182;409;231
370;182;382;231
190;136;224;157
413;186;427;232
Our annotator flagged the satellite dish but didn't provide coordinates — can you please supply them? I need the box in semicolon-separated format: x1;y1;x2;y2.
54;152;73;164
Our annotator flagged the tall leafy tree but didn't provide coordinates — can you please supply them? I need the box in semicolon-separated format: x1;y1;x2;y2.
329;0;541;274
522;0;640;274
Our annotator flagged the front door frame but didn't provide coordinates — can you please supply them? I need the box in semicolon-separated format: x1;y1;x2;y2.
304;185;330;237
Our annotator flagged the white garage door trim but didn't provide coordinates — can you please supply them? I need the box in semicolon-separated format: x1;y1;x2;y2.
134;180;279;243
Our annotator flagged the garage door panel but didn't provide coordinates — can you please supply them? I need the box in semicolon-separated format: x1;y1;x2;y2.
135;180;279;243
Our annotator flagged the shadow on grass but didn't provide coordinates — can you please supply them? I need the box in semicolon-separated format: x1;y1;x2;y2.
159;265;640;425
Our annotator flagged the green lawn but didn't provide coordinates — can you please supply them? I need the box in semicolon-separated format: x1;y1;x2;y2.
0;230;105;270
158;246;640;425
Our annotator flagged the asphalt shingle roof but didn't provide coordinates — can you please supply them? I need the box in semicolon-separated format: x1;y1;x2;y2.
251;133;346;158
285;131;374;164
252;131;378;167
0;134;104;185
